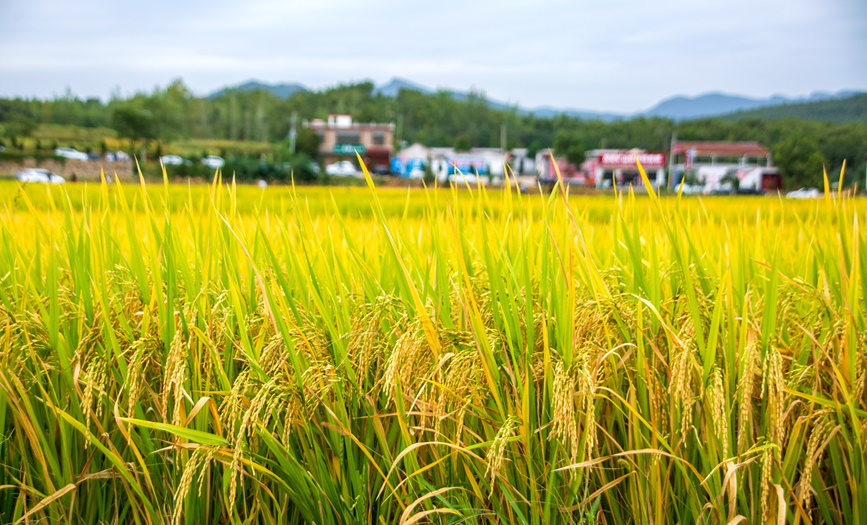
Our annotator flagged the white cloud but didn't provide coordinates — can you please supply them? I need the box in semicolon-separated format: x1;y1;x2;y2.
0;0;864;111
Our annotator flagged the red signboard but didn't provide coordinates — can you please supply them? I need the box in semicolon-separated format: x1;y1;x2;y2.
598;152;665;168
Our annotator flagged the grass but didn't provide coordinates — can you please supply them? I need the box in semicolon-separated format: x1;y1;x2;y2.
0;165;865;524
1;124;276;160
168;138;276;158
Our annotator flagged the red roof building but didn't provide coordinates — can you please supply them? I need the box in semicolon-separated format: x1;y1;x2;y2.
670;140;779;193
672;141;771;165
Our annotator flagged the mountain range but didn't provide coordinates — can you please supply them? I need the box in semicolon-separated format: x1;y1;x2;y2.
209;78;864;122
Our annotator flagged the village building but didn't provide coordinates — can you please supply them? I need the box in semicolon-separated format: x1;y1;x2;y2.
535;150;583;184
536;149;667;188
583;149;667;188
392;143;534;180
307;114;395;174
670;140;781;193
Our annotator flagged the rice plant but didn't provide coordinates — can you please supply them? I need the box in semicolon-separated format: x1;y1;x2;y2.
0;164;864;524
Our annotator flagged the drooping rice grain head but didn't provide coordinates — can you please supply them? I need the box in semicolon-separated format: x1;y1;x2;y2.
671;324;698;441
708;367;729;457
437;342;485;438
81;352;107;438
162;328;189;427
738;338;760;454
798;414;832;510
381;325;435;405
762;346;786;457
760;445;773;524
172;448;204;525
486;415;519;489
125;331;161;416
550;360;579;464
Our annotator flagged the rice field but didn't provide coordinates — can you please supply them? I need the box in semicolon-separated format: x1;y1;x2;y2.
0;168;865;525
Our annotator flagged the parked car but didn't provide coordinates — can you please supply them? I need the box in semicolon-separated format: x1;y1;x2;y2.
786;188;820;199
325;160;358;177
16;168;65;184
201;155;225;169
447;173;487;185
676;182;704;195
703;182;734;195
160;155;184;165
54;147;89;161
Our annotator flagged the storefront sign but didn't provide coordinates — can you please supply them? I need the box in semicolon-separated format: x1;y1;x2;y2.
334;144;365;155
599;152;665;167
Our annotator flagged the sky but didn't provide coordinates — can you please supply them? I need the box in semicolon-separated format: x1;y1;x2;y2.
1;0;865;113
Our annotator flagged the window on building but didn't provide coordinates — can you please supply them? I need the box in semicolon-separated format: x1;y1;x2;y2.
372;132;385;146
336;132;360;145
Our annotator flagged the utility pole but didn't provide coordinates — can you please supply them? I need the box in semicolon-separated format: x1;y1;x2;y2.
289;112;298;154
500;124;507;152
669;132;677;189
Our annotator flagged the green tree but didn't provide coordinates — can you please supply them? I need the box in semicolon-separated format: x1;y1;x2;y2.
454;136;470;151
111;106;158;161
773;136;828;188
553;130;593;166
295;128;322;159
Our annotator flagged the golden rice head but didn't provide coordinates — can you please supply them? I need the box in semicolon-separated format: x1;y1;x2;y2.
708;367;729;457
486;415;519;489
381;326;434;405
550;360;579;465
761;346;786;457
437;342;485;439
301;360;341;415
81;353;107;439
670;334;697;441
760;445;773;525
799;414;832;510
161;329;189;427
738;338;760;454
172;448;204;525
124;331;161;416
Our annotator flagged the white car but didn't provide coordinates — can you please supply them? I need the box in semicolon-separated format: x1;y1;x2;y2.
16;168;65;184
201;155;225;169
325;160;358;177
676;182;704;195
447;173;488;185
160;155;184;165
786;188;820;199
54;147;89;161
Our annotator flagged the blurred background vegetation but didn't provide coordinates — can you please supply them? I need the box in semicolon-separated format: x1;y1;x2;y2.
1;80;866;188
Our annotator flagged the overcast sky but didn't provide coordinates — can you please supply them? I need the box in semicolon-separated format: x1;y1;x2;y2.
1;0;865;113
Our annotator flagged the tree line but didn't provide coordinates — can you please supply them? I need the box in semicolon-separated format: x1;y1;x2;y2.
1;79;865;188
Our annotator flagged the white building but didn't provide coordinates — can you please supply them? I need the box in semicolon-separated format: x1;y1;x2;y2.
670;141;781;193
393;144;534;181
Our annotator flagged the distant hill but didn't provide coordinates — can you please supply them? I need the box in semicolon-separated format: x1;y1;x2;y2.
372;78;431;97
524;106;623;121
724;93;867;124
208;80;308;99
642;90;863;121
206;78;864;122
